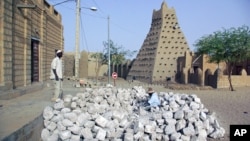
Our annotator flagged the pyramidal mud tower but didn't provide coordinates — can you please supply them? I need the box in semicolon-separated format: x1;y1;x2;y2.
128;2;190;83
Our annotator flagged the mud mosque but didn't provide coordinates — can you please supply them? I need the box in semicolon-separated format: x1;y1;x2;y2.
127;2;190;83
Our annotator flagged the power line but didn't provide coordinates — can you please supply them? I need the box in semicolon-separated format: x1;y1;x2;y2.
91;0;106;17
80;13;89;53
53;0;75;6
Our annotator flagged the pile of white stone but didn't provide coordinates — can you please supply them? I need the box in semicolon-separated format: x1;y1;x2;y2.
41;86;225;141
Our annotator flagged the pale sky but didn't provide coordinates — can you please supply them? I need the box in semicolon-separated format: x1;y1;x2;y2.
47;0;250;58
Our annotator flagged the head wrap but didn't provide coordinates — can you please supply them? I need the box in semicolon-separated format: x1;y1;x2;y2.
56;50;62;54
147;87;154;93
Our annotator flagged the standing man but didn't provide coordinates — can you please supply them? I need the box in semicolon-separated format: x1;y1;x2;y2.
50;50;63;101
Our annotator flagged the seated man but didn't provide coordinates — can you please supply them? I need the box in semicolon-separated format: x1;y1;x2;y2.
147;87;161;107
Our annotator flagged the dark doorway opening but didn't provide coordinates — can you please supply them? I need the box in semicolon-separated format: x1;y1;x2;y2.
31;39;39;82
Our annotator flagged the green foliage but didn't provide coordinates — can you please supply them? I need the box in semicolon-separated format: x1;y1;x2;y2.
103;40;137;65
195;25;250;64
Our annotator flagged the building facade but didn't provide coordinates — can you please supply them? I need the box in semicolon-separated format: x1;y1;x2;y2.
178;51;250;88
0;0;63;92
128;2;190;83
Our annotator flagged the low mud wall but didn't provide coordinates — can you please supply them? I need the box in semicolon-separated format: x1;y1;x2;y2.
2;114;43;141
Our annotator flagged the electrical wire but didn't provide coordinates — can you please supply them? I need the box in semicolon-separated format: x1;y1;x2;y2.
80;14;89;53
53;0;75;6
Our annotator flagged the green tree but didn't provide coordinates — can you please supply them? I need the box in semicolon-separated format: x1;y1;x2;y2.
195;25;250;91
103;40;137;65
91;40;136;82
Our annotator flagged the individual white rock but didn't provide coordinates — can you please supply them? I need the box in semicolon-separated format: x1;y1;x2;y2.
190;102;200;110
72;96;79;101
70;134;81;141
124;132;134;141
54;101;64;110
144;124;155;134
182;123;195;136
112;110;125;121
134;121;144;133
119;118;129;128
170;132;181;140
46;133;58;141
200;111;207;121
62;119;73;127
164;124;176;135
174;110;184;120
96;128;106;140
63;95;72;103
71;102;77;109
43;106;54;120
64;112;77;123
41;128;50;141
162;134;170;140
176;119;186;131
46;121;57;131
51;114;63;123
59;130;71;140
209;127;225;139
156;119;164;126
198;129;207;139
72;109;82;115
162;111;173;119
165;118;177;125
134;131;144;140
68;124;81;135
61;107;71;114
95;115;108;128
57;121;66;131
81;128;93;139
181;135;190;141
44;120;50;128
83;120;95;128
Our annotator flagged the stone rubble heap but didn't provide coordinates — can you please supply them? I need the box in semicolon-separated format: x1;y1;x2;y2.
41;86;225;141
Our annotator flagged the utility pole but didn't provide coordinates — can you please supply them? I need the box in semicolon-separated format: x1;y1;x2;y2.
74;0;80;78
108;15;110;84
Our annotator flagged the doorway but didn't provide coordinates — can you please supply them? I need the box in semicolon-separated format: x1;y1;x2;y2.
31;39;39;82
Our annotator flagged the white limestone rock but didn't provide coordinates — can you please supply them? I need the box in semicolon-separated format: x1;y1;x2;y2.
41;128;50;141
81;128;93;139
95;115;108;128
46;121;57;131
70;134;81;141
57;121;66;131
41;86;225;141
62;119;73;127
144;124;155;134
43;106;54;120
164;124;176;135
53;101;64;110
96;128;106;140
59;130;71;140
68;124;81;135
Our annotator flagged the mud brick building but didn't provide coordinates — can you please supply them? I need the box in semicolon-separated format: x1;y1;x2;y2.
178;51;250;88
0;0;63;93
128;2;190;83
